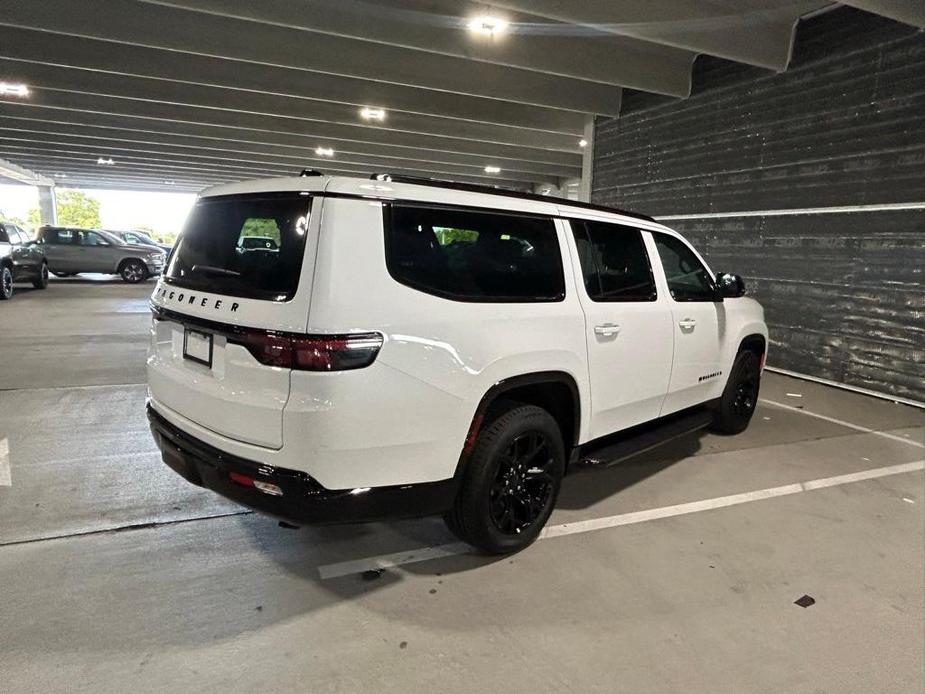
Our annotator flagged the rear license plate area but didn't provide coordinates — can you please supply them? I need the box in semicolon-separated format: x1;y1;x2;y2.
183;328;213;367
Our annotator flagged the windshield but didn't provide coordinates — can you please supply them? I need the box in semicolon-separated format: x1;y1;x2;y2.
164;193;312;302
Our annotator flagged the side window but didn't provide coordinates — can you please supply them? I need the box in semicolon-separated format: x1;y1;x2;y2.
654;233;716;302
0;226;9;243
570;220;657;302
48;229;74;245
15;228;30;244
79;231;108;246
385;204;564;302
123;233;139;244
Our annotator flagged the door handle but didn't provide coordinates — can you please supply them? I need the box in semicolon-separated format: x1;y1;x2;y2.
594;323;620;337
678;318;697;330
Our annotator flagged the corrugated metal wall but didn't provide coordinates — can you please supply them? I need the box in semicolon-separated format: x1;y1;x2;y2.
592;7;924;402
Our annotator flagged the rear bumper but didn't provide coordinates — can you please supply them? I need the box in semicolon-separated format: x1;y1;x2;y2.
147;402;457;525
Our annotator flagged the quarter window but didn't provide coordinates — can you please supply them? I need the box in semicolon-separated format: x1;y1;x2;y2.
385;204;564;302
570;220;657;302
653;233;716;302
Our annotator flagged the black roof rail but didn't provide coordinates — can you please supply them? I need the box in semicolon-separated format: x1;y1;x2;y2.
368;173;655;223
299;168;324;177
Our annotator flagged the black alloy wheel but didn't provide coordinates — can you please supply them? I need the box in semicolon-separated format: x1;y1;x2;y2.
33;263;49;289
0;266;12;300
445;403;565;554
712;350;761;435
489;431;557;535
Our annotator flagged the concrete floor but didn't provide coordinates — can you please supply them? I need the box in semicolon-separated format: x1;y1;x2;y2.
0;277;923;694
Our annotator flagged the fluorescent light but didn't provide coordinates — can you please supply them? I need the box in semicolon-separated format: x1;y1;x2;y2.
54;172;67;179
96;157;115;165
359;107;386;121
467;15;509;36
315;146;334;157
0;82;29;97
484;165;501;174
579;139;588;148
164;179;175;185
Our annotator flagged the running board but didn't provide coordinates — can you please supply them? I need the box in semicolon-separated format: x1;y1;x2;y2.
573;409;714;470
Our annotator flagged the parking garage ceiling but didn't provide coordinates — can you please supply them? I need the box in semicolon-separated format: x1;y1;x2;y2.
0;0;922;193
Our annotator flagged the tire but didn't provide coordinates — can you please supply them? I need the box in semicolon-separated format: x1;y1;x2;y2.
119;259;148;283
445;403;565;554
0;265;12;300
712;351;761;435
32;262;49;290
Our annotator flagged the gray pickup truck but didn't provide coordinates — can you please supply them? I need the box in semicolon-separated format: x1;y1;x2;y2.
36;226;166;283
0;222;48;300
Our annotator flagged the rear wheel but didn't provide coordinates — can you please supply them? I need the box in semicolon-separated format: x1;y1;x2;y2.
119;259;148;283
712;351;761;434
32;262;49;289
0;265;12;300
445;404;565;554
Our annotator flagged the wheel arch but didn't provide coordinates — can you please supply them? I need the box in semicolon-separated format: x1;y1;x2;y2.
453;371;581;484
738;333;767;363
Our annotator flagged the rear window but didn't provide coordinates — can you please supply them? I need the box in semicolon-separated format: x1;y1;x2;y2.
165;194;312;302
385;204;564;302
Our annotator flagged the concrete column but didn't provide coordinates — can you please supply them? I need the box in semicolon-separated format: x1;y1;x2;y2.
38;185;57;226
578;114;595;203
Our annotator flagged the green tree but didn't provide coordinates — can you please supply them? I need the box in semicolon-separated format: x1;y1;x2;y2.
239;217;281;243
56;190;102;228
26;208;41;230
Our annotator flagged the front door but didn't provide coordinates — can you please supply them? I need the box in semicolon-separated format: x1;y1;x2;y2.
563;216;674;440
76;230;115;272
652;232;727;414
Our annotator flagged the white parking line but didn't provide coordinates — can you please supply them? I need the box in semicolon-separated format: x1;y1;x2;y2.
759;399;925;449
0;438;10;486
318;459;924;579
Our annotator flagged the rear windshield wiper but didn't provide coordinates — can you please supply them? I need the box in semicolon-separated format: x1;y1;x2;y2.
191;264;241;278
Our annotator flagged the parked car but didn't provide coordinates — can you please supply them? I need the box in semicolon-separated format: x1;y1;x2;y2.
147;174;767;553
0;222;48;300
36;226;166;283
106;229;173;254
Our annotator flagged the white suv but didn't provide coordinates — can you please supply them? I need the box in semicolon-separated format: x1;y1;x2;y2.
147;173;767;553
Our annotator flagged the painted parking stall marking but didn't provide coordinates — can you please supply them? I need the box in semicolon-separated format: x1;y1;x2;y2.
318;459;924;579
760;399;925;449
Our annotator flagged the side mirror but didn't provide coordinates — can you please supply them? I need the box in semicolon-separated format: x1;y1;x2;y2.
716;272;746;299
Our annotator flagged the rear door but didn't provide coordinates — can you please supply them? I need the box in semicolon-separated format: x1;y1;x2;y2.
147;193;316;449
651;232;727;414
42;228;80;272
563;217;674;439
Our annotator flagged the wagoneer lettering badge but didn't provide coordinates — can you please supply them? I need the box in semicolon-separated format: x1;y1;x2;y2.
156;287;237;312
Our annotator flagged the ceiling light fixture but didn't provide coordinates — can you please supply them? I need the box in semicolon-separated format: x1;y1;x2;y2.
164;179;175;185
484;165;501;174
467;15;509;36
360;107;386;121
97;157;115;165
315;146;334;157
579;139;588;148
0;82;30;97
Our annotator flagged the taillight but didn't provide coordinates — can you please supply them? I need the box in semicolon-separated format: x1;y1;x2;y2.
231;331;383;371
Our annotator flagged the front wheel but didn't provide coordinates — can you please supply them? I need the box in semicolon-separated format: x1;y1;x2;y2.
33;263;49;289
445;404;565;554
120;259;148;283
712;351;761;435
0;265;12;300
